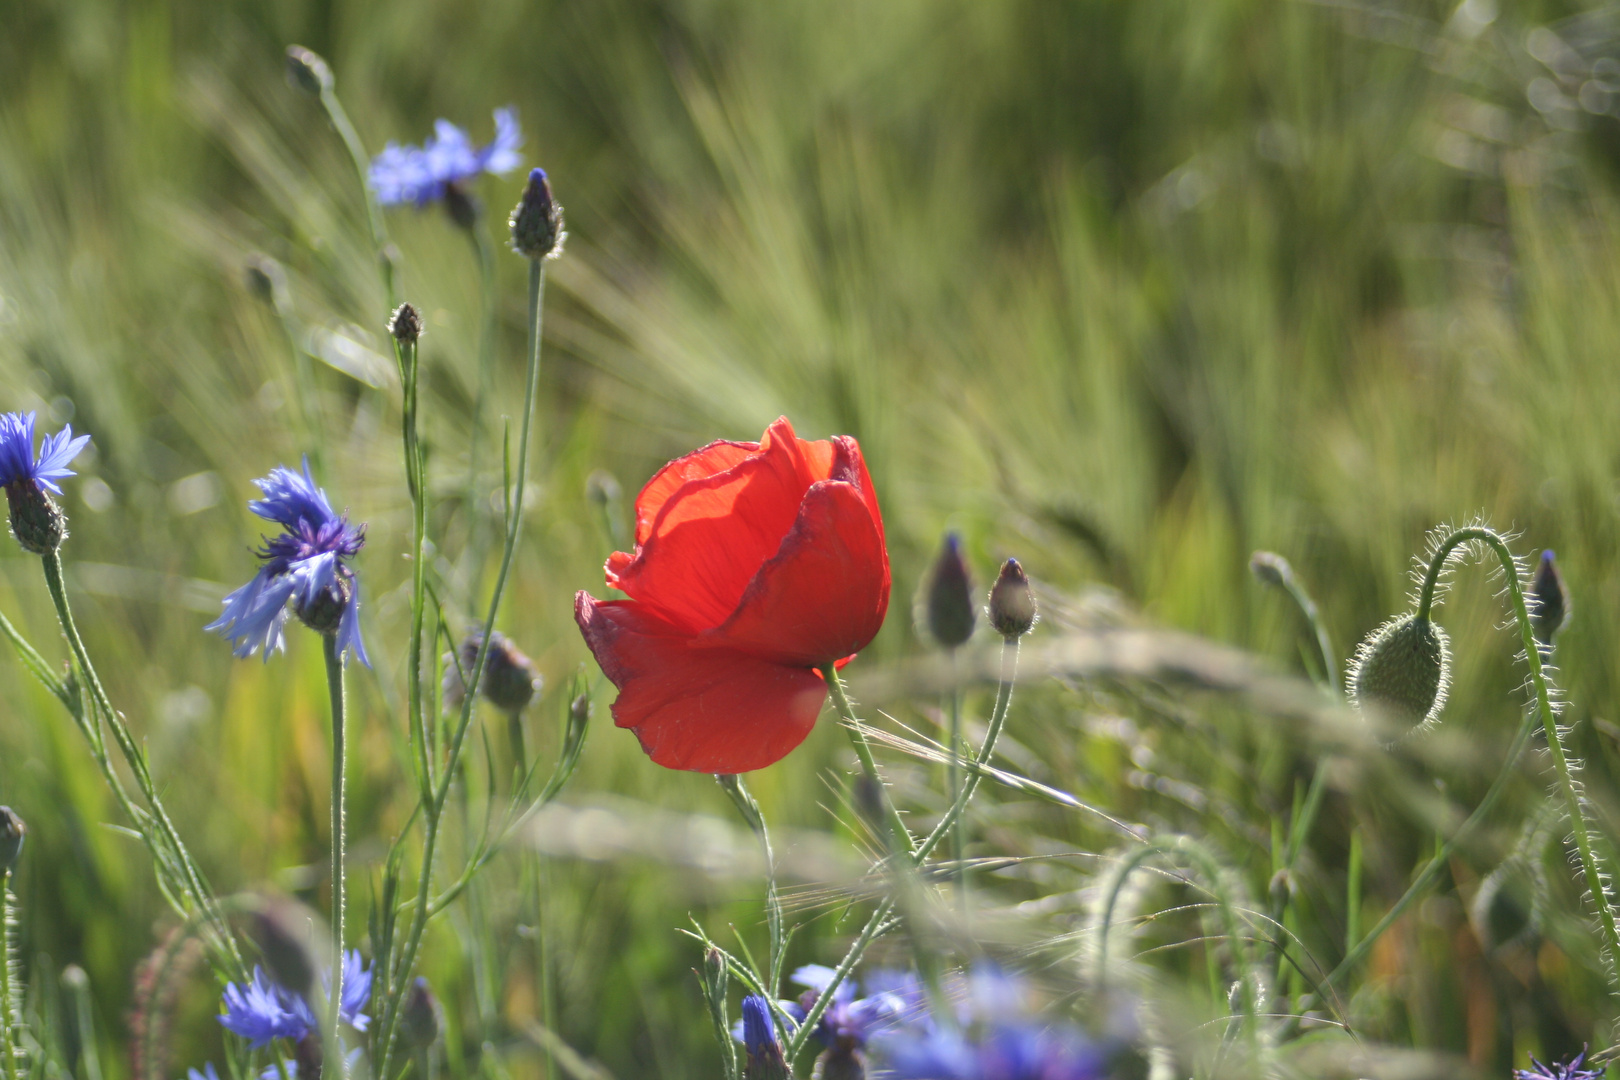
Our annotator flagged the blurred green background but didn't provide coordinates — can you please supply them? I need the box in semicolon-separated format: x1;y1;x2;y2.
7;0;1620;1075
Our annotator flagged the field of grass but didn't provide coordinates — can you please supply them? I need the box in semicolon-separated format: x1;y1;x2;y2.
7;0;1620;1077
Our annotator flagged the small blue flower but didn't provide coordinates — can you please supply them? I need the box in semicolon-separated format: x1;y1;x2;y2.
219;950;372;1049
207;459;369;667
0;411;90;494
1515;1049;1603;1080
259;1047;364;1080
188;1063;221;1080
739;995;789;1078
788;965;920;1050
369;108;523;208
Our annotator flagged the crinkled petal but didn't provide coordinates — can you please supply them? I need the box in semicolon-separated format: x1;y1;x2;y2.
336;574;371;669
207;568;296;662
605;418;841;633
250;458;336;530
575;593;827;772
32;423;91;493
287;551;338;610
479;107;524;174
791;965;858;1002
701;478;889;666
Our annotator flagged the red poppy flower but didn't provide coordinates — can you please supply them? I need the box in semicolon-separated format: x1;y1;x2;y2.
575;417;890;772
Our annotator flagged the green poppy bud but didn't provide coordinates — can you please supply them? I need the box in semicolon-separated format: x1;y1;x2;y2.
1248;550;1293;589
1470;856;1542;953
1349;614;1451;737
284;46;333;96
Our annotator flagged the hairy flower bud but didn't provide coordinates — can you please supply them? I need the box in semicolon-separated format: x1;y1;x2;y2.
6;480;66;554
0;806;24;871
1470;856;1541;953
924;533;975;647
1349;614;1451;737
294;573;355;637
1531;549;1570;655
284;46;333;96
987;558;1037;639
509;168;565;260
389;303;424;346
401;978;442;1050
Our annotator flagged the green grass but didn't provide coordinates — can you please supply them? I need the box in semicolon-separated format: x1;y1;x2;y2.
6;0;1620;1076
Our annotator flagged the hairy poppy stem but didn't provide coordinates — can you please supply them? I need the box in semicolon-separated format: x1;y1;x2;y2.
946;651;965;910
716;775;786;994
822;666;915;857
323;635;347;1042
0;871;18;1080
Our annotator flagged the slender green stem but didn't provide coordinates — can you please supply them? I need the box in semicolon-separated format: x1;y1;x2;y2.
378;259;547;1080
39;552;244;976
465;224;498;607
324;636;347;1037
822;665;916;858
317;85;396;308
717;775;784;992
785;899;896;1062
398;333;434;805
946;650;964;906
1344;828;1362;956
916;640;1019;863
0;872;19;1080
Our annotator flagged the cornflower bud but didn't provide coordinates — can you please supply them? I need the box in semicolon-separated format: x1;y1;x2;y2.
442;631;541;715
0;807;24;871
284;46;333;96
401;978;442;1049
924;533;975;647
1531;549;1570;654
740;996;789;1080
509;168;565;260
389;303;424;346
1;412;88;555
248;896;318;1002
1348;614;1451;738
987;557;1037;639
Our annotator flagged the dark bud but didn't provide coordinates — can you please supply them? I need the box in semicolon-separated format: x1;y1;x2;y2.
294;572;354;636
1268;868;1293;912
7;480;66;555
585;470;622;508
1248;550;1294;590
703;946;727;998
285;45;332;95
509;168;565;260
1532;550;1570;654
444;631;541;715
443;183;481;231
245;253;287;307
852;772;890;852
924;533;975;648
401;978;442;1050
569;692;590;728
987;557;1037;640
285;46;333;96
0;806;25;871
294;1032;324;1080
248;896;319;1002
1349;615;1452;738
819;1047;868;1080
740;996;789;1080
388;303;424;346
1471;857;1541;953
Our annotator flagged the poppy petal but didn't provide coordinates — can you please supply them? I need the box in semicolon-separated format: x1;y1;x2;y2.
606;418;834;632
632;440;758;546
702;479;889;666
576;591;828;772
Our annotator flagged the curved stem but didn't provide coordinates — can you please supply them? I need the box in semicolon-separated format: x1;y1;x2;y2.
823;665;916;857
465;225;498;608
916;640;1019;863
317;85;396;308
946;650;964;906
717;775;784;992
0;871;18;1080
378;259;547;1080
324;636;347;1037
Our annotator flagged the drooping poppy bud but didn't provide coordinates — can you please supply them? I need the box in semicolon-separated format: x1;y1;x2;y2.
1348;614;1451;737
284;46;333;96
924;534;975;648
1248;550;1293;589
0;806;25;871
442;631;541;716
1470;856;1542;953
987;558;1037;640
401;978;442;1049
509;168;565;260
1531;550;1570;655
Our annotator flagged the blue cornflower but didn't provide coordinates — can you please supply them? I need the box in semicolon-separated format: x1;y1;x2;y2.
0;412;91;495
0;411;91;554
874;968;1106;1080
188;1064;221;1080
739;995;790;1080
788;965;920;1050
1516;1048;1603;1080
219;950;372;1048
369;108;523;208
207;459;369;667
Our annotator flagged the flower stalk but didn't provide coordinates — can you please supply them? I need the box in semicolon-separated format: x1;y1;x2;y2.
324;634;348;1042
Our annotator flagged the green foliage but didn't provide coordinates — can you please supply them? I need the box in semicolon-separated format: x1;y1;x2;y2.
5;0;1620;1076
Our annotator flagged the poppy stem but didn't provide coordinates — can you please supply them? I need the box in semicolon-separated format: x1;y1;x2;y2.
946;649;965;910
464;222;498;613
821;666;915;857
323;634;347;1042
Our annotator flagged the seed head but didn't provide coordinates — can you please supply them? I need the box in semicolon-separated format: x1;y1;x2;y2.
924;533;975;648
987;557;1038;639
284;46;333;96
389;303;424;345
509;168;565;260
1349;614;1451;738
0;806;24;870
1531;549;1570;654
